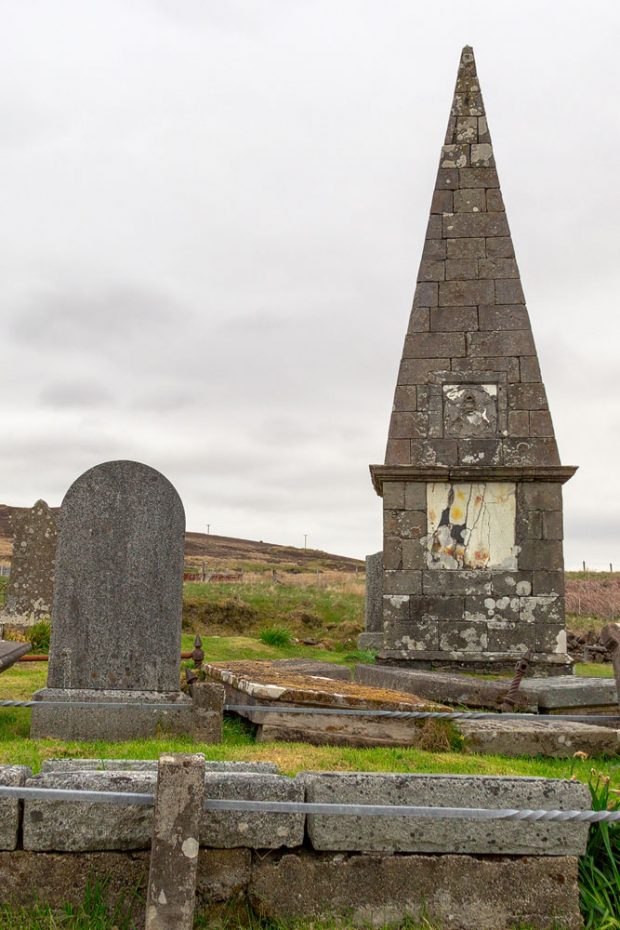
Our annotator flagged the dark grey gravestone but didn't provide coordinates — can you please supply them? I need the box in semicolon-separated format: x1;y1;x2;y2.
1;500;57;628
31;461;192;739
358;552;383;651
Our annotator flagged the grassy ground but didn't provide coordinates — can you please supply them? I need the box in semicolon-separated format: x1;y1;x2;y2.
0;636;618;783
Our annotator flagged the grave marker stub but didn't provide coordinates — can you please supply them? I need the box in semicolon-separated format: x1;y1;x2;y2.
2;500;57;627
32;460;192;739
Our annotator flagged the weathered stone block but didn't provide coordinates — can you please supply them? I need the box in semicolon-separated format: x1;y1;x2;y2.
452;92;485;117
458;167;499;188
439;621;487;652
457;439;502;465
519;483;562;511
459;719;619;760
443;213;508;238
408;306;430;332
520;596;564;625
403;332;465;358
383;619;439;652
441;144;469;168
385;439;410;464
465;595;520;624
478;304;529;330
495;279;525;304
429;306;477;331
303;773;590;855
41;760;278;774
393;385;418;411
491;573;533;597
383;482;405;509
435;168;459;189
404;483;426;511
485;236;514;258
0;766;31;850
508;409;530;436
383;537;402;570
401;539;427;570
422;238;447;260
399;358;450;384
532;571;565;596
410;438;458;466
518;540;564;572
412;282;438;308
384;510;426;540
520;355;542;381
384;571;422;596
467;330;535;358
530;410;554;437
503;438;560;466
430;190;453;214
192;683;224;743
508;383;548;409
389;411;428;439
470;143;494;167
418;260;445;282
438;280;495;306
485;189;505;211
534;623;567;654
383;594;411;624
250;851;583;930
486;620;535;652
478;258;519;279
543;510;564;540
453;189;486;213
422;570;492;596
445;259;478;280
446;237;485;258
454;117;478;142
451;355;520;380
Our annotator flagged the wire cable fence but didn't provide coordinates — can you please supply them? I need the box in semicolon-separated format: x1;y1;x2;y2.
2;698;619;725
0;783;618;823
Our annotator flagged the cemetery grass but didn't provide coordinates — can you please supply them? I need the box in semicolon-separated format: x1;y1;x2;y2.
0;651;618;786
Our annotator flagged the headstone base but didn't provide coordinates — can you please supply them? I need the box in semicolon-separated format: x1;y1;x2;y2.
357;632;383;651
377;653;574;677
30;689;193;741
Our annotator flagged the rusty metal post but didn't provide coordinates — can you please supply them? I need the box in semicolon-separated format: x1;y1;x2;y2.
499;650;532;712
191;634;204;668
145;753;205;930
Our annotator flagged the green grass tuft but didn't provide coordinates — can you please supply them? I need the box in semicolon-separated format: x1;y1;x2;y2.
579;771;620;929
259;626;293;647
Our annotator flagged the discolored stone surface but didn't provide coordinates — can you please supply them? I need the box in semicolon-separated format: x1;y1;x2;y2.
368;46;576;674
250;851;582;930
302;772;590;855
41;759;278;774
46;461;185;692
2;500;57;625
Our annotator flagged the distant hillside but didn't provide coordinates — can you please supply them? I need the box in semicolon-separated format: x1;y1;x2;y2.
0;504;363;572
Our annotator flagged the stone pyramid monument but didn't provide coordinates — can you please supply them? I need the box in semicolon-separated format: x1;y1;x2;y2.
369;47;576;674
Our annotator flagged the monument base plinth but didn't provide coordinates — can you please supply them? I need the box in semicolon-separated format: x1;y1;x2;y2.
30;688;193;741
376;653;574;677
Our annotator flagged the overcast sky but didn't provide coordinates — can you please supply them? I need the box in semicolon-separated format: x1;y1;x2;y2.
1;0;618;567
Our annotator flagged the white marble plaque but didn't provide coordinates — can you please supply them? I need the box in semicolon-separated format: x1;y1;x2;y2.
426;482;517;570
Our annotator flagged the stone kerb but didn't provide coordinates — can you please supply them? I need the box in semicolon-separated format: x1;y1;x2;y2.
31;460;193;741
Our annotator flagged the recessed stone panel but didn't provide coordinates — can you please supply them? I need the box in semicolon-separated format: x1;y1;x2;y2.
442;383;498;438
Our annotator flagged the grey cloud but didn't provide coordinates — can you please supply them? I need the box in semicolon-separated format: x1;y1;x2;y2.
40;381;114;409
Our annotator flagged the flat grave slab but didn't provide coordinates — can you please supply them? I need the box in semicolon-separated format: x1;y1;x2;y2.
356;664;618;714
0;640;31;674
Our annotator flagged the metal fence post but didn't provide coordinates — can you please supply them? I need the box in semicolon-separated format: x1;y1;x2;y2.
145;752;206;930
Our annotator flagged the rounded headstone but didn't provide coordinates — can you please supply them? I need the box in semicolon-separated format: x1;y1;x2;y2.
47;461;185;692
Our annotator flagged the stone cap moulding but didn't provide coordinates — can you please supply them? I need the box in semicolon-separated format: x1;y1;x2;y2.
369;464;578;496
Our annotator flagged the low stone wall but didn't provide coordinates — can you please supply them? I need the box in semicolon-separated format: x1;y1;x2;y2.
0;762;590;929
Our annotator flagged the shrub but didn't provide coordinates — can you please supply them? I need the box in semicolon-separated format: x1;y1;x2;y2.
579;770;620;929
29;620;51;654
259;625;292;647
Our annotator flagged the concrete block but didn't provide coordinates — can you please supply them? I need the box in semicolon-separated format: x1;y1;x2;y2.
0;766;31;850
520;675;617;710
250;851;582;930
303;772;590;855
